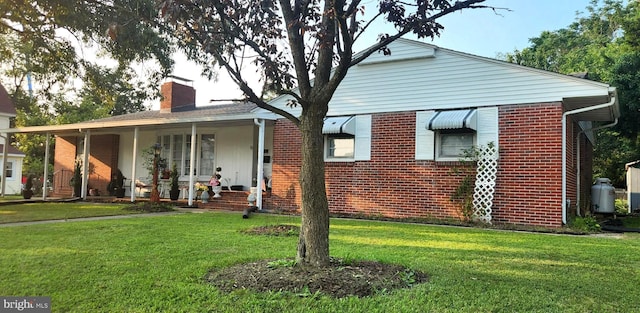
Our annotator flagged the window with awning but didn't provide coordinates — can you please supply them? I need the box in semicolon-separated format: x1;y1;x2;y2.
427;109;477;160
427;109;477;130
323;116;355;160
322;116;356;135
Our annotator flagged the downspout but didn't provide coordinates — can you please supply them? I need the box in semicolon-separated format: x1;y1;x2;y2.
576;119;618;216
562;96;616;224
81;130;90;200
130;127;139;202
254;118;265;210
0;134;6;197
42;133;50;200
187;123;197;206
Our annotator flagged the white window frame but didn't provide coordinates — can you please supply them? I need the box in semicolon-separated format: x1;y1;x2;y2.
324;134;355;162
435;130;476;162
4;161;13;179
157;132;216;179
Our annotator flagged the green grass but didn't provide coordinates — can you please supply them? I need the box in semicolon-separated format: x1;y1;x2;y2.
0;202;137;223
622;216;640;228
1;212;639;312
0;195;29;201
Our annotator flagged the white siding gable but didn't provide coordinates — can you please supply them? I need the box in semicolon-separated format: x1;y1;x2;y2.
265;38;612;118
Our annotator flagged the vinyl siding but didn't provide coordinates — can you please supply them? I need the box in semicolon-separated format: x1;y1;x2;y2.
266;39;611;117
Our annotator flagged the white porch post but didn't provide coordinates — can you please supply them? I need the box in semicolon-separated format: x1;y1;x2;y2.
42;133;50;200
130;127;139;202
0;134;6;197
187;123;197;206
255;119;265;210
81;130;90;200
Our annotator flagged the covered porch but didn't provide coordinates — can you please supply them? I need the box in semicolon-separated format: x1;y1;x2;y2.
1;101;277;209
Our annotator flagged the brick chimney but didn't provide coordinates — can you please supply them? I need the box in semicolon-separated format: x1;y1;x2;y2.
160;77;196;113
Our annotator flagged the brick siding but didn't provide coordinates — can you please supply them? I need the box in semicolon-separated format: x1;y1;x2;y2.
53;135;119;196
267;102;586;228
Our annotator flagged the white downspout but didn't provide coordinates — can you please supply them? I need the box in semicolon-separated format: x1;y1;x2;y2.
254;118;265;210
81;130;90;200
42;133;50;200
562;96;616;224
576;119;618;216
0;134;6;197
130;127;139;202
187;123;197;206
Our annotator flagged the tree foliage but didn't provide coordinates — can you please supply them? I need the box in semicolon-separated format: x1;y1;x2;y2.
157;0;497;266
1;0;175;175
505;0;640;187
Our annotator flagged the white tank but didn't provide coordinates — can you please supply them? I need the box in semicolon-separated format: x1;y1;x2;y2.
591;178;615;213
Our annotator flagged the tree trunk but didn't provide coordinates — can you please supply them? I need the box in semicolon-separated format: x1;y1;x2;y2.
296;105;330;267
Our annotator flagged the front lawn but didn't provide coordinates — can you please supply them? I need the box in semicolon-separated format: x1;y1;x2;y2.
0;212;639;312
0;202;137;223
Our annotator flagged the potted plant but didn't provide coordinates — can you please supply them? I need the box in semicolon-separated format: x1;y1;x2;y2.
22;174;34;199
71;159;82;197
112;169;126;198
169;163;180;200
195;182;209;203
210;167;223;198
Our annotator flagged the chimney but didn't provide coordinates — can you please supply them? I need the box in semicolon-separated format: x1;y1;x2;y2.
160;76;196;113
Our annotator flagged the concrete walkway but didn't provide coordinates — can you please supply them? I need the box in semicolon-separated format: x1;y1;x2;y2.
0;211;182;228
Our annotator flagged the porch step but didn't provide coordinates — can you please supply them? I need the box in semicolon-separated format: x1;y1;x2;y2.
198;191;268;211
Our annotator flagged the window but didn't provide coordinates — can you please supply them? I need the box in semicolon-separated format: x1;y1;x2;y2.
437;131;475;159
4;161;12;178
326;135;355;159
157;133;215;177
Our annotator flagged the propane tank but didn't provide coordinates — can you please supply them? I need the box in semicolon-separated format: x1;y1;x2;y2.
591;178;615;213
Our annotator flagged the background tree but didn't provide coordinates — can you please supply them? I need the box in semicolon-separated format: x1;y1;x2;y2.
158;0;497;267
505;0;640;187
1;0;174;175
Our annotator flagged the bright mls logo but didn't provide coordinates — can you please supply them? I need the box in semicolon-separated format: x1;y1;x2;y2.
0;297;50;313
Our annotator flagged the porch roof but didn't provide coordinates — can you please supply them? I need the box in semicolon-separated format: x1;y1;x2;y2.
0;102;279;135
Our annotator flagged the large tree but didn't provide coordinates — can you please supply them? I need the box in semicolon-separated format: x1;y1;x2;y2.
5;0;498;266
505;0;640;187
157;0;496;266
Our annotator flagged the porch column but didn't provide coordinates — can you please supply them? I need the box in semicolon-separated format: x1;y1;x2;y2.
42;133;50;200
187;123;197;206
130;127;139;202
254;119;265;210
81;130;90;200
0;133;7;197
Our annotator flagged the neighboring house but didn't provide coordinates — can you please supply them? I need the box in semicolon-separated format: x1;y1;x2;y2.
0;83;25;195
0;39;620;227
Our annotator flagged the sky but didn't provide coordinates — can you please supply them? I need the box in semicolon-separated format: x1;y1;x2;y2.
167;0;597;108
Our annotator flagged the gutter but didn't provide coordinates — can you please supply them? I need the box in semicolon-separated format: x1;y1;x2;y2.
562;95;616;224
576;118;618;216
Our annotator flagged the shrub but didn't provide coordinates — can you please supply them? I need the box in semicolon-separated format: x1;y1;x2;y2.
615;198;629;214
570;216;601;233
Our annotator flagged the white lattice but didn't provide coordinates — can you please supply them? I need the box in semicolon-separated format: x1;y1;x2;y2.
472;145;498;224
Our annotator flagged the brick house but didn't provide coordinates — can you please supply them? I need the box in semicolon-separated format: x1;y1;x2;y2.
263;39;619;227
0;39;619;226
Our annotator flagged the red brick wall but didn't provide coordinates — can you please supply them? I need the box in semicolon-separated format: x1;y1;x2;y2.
269;112;476;220
492;103;564;227
53;134;120;196
88;135;120;194
53;136;77;196
267;102;583;228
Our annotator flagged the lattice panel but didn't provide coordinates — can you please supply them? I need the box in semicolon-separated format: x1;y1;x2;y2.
472;145;498;224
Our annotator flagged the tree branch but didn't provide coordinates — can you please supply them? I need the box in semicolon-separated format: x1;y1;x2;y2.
351;0;491;66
